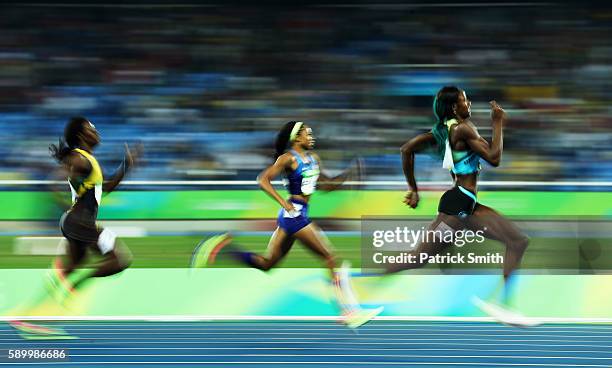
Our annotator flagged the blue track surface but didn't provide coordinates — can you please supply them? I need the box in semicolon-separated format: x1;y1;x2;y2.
1;321;611;367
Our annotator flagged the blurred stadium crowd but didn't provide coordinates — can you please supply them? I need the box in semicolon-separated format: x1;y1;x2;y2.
0;3;610;185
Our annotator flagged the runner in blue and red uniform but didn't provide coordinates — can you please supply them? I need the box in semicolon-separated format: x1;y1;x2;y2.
192;121;382;328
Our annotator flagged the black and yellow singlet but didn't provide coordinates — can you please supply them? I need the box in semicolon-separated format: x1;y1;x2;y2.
68;148;103;221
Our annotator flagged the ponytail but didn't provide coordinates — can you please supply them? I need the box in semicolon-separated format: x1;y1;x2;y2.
430;86;461;159
49;139;73;162
274;121;302;160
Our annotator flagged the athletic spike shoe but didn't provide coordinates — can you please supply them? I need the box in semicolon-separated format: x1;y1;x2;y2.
335;261;384;329
8;320;67;336
190;233;233;268
472;296;541;328
344;306;384;329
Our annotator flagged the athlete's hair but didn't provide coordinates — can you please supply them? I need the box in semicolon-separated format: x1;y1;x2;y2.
49;116;90;162
274;121;303;159
431;86;462;158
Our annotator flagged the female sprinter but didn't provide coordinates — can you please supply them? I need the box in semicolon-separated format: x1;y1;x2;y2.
393;86;531;324
193;121;382;328
10;117;139;336
47;117;138;302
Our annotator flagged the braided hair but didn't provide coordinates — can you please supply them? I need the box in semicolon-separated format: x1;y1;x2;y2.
431;86;462;159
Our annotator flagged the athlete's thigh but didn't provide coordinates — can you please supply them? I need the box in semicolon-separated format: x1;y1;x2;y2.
265;227;296;262
65;238;87;266
465;203;525;243
414;213;464;255
293;223;334;259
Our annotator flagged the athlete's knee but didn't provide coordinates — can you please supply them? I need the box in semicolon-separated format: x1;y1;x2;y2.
520;233;529;248
259;261;273;272
507;233;529;253
106;255;129;275
516;233;529;251
113;241;132;272
115;242;134;271
118;251;132;271
257;255;278;271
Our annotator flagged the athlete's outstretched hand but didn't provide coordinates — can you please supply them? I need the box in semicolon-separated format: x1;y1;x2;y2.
345;156;365;187
124;143;144;170
403;190;419;209
489;100;506;123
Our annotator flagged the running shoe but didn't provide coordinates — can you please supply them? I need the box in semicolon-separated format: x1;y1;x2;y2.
335;261;384;328
472;296;541;327
190;233;232;268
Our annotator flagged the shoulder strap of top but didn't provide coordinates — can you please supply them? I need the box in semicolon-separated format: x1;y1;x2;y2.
288;150;304;173
289;149;299;159
445;118;459;132
291;149;308;165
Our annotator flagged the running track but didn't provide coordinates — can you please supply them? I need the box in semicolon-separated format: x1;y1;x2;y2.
1;321;611;367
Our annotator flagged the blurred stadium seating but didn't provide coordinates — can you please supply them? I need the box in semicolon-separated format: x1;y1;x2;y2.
0;3;609;187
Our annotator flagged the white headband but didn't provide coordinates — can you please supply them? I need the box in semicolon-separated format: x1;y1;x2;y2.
289;121;304;142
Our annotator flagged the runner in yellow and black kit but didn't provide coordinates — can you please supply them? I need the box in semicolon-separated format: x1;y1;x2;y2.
47;116;140;302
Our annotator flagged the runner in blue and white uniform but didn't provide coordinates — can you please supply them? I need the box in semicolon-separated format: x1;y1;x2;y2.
192;121;382;328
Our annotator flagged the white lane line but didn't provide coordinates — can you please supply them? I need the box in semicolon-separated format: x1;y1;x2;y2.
1;337;611;344
15;347;612;354
65;353;612;360
4;327;612;333
2;332;611;338
1;337;611;343
16;347;612;359
1;341;610;349
64;354;612;360
5;323;612;330
0;361;608;366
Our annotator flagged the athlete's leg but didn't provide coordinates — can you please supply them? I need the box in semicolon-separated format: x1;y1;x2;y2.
385;213;464;274
56;211;89;275
292;223;338;279
87;239;132;277
60;239;87;275
293;223;383;326
38;239;86;305
465;203;529;305
239;227;296;271
69;235;133;290
465;204;529;280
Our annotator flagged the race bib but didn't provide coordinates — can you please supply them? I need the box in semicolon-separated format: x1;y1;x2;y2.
301;166;320;195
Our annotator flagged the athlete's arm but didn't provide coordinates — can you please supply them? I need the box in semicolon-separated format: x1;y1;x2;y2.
400;132;435;208
257;153;296;212
457;101;505;167
48;167;72;210
103;143;142;193
311;152;354;192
